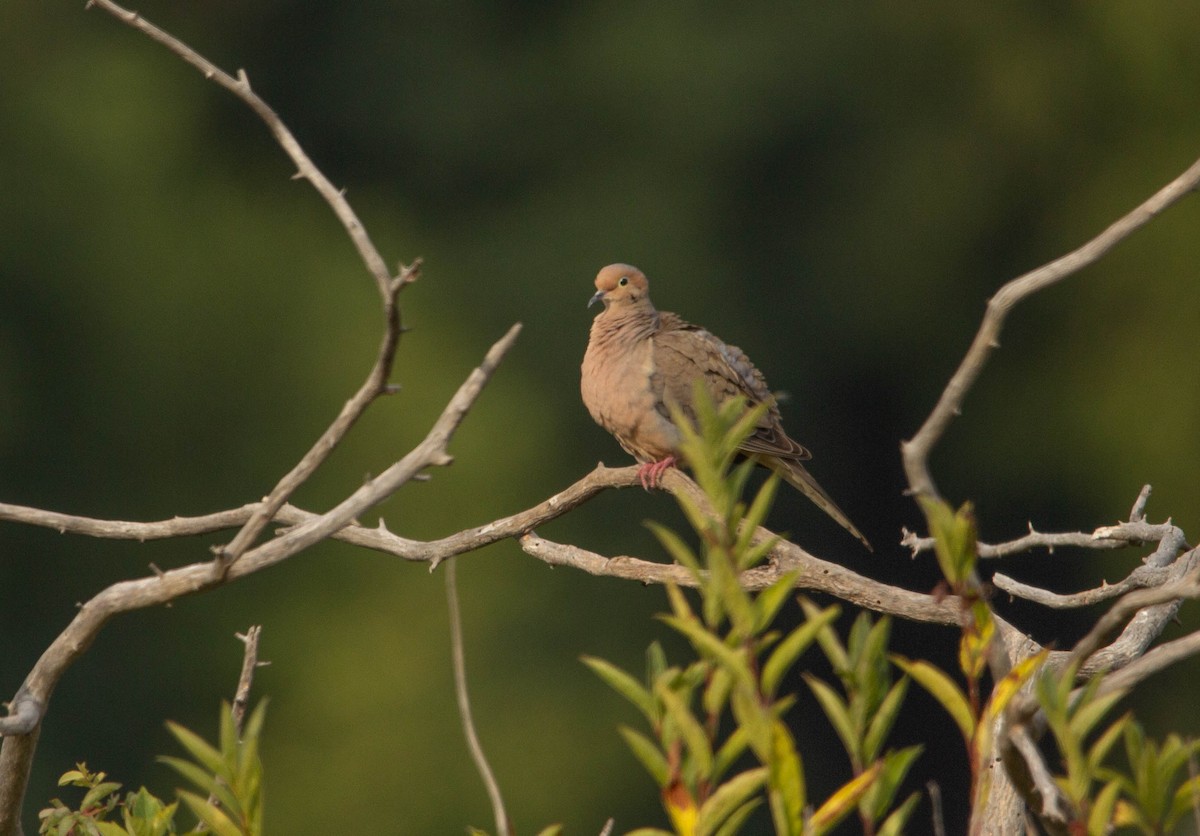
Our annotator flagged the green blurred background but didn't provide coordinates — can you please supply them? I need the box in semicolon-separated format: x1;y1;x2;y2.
3;2;1199;833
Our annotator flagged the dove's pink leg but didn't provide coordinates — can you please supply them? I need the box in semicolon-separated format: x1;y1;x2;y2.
637;456;678;490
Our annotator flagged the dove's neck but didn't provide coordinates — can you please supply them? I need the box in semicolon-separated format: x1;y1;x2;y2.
592;304;660;345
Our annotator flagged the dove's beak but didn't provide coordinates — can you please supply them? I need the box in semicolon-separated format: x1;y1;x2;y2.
587;290;606;308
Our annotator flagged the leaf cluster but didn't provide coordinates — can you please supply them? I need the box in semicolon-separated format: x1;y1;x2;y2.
38;702;266;836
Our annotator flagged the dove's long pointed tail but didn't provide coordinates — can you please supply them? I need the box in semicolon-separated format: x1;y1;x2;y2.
755;455;873;552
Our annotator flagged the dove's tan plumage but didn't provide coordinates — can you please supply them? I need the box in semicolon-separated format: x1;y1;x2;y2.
581;263;871;551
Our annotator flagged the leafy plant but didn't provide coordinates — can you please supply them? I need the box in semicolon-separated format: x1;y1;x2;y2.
585;391;916;835
38;701;266;836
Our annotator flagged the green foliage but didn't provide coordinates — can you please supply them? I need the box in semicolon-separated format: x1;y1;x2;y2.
38;702;267;836
802;607;922;834
1034;659;1200;835
914;493;1200;834
586;393;916;834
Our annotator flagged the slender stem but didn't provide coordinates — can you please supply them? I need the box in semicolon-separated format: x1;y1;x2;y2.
445;559;509;836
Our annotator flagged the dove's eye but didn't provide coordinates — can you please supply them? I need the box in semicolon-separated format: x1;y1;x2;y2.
618;276;629;286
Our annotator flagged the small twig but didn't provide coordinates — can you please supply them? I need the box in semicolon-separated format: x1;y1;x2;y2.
231;626;265;736
197;627;267;830
927;781;945;836
1130;484;1152;522
445;559;509;836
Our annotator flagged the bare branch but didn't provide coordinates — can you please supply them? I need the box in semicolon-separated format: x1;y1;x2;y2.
0;325;520;831
231;626;265;736
1097;629;1200;698
902;527;1127;559
1007;724;1071;829
901;153;1200;502
1063;549;1200;675
85;0;393;294
82;0;428;568
445;560;509;836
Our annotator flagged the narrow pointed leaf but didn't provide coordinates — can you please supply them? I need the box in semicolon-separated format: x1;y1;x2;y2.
864;678;910;762
891;657;974;745
696;767;769;835
763;605;839;698
647;522;702;574
158;757;241;819
712;725;752;786
165;721;226;778
582;656;658;725
801;598;848;672
177;790;243;836
753;573;800;634
712;799;761;836
877;792;922;836
735;476;781;564
618;726;670;788
656;682;713;776
767;721;805;835
808;761;883;836
803;675;858;761
1070;689;1128;742
659;615;754;691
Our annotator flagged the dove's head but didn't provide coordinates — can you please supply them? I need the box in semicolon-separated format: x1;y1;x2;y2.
589;263;652;310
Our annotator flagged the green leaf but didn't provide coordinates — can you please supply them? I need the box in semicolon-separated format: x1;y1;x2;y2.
702;666;734;724
696;767;769;836
80;782;122;811
656;681;713;777
808;761;882;836
802;598;849;673
624;829;675;836
863;745;923;822
533;824;564;836
93;823;129;836
1169;774;1200;827
767;722;805;836
711;799;761;836
1088;778;1123;835
618;726;670;788
582;655;658;726
158;756;240;820
177;789;243;836
647;521;702;574
891;656;974;745
864;678;910;763
659;615;755;692
1087;713;1131;774
762;605;839;698
877;791;922;836
735;476;781;566
647;642;669;688
666;583;697;622
804;675;858;763
165;721;226;779
917;496;978;587
752;573;800;634
712;725;752;787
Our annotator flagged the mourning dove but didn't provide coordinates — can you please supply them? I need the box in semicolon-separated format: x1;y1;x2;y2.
581;263;872;551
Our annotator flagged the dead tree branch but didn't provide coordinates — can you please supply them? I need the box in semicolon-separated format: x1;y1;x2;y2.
901;155;1200;504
